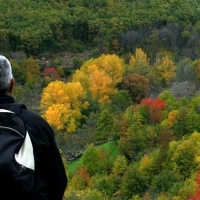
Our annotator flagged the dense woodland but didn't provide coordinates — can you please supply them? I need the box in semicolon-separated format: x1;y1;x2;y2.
2;0;200;199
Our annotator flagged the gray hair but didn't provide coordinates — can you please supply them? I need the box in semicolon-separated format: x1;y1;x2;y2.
0;55;13;93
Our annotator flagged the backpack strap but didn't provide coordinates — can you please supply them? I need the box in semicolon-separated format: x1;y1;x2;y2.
0;103;27;115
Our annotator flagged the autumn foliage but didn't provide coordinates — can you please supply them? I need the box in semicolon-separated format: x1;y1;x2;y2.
72;167;90;189
187;171;200;200
40;80;89;133
140;97;166;123
122;73;149;103
73;54;125;104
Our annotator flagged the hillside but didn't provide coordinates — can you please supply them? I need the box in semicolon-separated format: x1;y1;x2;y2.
1;0;200;61
2;0;200;199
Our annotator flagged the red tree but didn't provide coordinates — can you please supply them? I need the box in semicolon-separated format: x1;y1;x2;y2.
187;171;200;200
140;97;166;123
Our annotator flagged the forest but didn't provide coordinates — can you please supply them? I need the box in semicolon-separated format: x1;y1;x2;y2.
2;0;200;199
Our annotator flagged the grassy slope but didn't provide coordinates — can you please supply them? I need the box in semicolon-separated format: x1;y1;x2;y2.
67;140;119;177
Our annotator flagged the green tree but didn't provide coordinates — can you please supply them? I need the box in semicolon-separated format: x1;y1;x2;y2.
112;155;128;175
120;162;148;198
167;138;198;178
80;188;104;200
10;59;26;85
95;106;114;140
159;90;179;112
111;90;132;112
185;109;200;134
168;106;188;139
22;57;41;82
118;107;147;160
151;169;184;194
89;174;114;198
81;144;107;176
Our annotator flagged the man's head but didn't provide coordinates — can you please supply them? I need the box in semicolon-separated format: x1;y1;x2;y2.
0;55;14;94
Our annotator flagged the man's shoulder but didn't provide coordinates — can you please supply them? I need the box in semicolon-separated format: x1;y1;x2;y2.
18;105;55;143
6;103;44;121
19;106;49;127
0;102;53;138
4;103;50;129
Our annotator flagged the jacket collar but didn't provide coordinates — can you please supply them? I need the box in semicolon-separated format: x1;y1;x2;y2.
0;94;15;104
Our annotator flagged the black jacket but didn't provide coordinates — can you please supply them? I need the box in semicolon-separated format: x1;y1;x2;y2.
0;94;67;200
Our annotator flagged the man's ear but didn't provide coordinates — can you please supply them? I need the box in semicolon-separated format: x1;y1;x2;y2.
8;78;15;93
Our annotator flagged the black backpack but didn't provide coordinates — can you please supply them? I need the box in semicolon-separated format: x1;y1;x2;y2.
0;106;35;193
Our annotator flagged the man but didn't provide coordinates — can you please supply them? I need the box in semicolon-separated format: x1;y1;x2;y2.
0;55;67;199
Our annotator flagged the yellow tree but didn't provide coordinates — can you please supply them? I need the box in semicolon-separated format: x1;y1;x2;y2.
72;69;89;91
88;64;113;103
72;54;125;104
128;48;150;76
65;81;89;124
40;80;89;134
148;55;176;90
95;54;125;87
45;104;71;131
